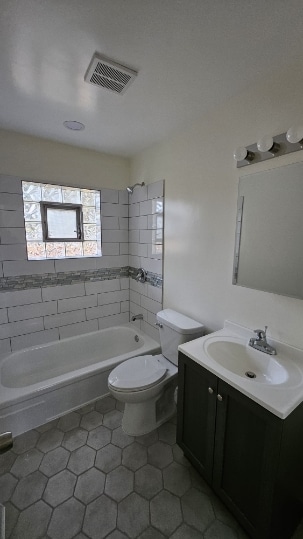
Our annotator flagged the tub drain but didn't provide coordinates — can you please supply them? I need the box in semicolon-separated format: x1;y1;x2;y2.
134;335;139;342
245;371;256;379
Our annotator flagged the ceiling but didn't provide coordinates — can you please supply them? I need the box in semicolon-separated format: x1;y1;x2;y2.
0;0;303;157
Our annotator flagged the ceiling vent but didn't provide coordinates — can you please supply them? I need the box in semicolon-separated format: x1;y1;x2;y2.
84;53;137;95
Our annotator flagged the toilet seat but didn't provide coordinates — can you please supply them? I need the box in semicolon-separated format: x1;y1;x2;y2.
108;355;167;392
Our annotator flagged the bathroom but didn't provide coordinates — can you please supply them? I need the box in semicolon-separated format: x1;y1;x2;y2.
1;1;303;538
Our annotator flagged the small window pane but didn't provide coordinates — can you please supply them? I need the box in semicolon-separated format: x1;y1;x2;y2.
46;242;65;258
22;182;42;201
42;184;62;202
81;190;95;206
83;207;96;224
83;224;97;240
95;192;101;210
24;202;41;222
83;241;98;256
27;242;46;260
47;208;78;239
65;242;83;257
25;222;43;241
62;188;81;204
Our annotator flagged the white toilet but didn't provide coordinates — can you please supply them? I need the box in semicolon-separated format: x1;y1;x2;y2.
108;309;204;436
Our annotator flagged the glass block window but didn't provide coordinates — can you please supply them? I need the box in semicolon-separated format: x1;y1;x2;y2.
22;181;101;260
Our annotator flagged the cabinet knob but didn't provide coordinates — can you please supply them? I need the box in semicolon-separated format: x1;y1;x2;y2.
208;387;214;394
217;394;223;402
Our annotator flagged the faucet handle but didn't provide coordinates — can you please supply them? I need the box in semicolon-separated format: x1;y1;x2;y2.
254;326;267;340
136;268;147;283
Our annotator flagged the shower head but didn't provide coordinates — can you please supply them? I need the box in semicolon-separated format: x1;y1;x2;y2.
126;182;145;194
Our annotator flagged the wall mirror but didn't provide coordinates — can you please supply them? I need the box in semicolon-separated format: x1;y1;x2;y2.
232;161;303;299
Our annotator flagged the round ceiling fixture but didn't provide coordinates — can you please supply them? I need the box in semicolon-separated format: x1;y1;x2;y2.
63;121;85;131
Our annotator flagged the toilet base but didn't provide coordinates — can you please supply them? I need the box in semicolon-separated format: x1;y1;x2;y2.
121;380;177;437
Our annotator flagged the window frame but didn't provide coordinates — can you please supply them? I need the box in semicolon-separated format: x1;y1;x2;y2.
41;202;84;242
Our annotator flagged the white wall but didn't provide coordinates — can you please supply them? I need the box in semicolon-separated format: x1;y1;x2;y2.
130;61;303;348
0;129;129;189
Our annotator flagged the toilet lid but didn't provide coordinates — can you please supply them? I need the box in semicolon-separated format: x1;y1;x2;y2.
108;355;167;391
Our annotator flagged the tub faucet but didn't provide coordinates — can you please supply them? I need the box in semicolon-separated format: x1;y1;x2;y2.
248;326;277;355
132;314;143;321
136;268;147;283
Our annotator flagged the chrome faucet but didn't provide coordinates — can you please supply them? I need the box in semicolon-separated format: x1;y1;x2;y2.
249;326;276;355
132;314;143;321
136;268;147;283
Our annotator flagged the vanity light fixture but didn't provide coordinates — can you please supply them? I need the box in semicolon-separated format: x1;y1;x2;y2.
286;126;303;145
257;135;280;154
235;128;303;168
233;146;255;163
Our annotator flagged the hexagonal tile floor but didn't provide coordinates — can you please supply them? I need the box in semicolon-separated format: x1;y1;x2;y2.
0;395;302;539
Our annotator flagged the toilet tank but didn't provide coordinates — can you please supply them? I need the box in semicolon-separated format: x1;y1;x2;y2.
156;309;204;366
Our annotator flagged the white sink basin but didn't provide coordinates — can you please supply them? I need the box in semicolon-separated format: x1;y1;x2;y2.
179;322;303;418
205;339;288;385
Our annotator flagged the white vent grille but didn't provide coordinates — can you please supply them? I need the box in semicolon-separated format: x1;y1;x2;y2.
84;53;137;95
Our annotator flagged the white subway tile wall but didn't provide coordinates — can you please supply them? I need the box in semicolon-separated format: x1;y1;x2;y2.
0;309;8;324
0;176;163;354
0;278;130;356
129;180;164;341
130;280;163;342
54;258;98;273
3;259;56;277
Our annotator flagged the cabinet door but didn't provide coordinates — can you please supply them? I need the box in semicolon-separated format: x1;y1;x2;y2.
177;352;217;483
213;379;282;539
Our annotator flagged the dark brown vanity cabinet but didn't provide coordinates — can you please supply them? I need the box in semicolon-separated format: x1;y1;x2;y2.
177;352;303;539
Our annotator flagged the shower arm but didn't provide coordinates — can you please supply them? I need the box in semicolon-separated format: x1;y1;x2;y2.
126;182;145;194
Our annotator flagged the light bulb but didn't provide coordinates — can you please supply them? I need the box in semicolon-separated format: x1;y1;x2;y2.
234;147;248;162
233;146;254;162
257;135;274;153
286;126;303;144
257;135;279;154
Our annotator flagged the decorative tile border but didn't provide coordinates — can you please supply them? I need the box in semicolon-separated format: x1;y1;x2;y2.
0;266;162;292
0;267;129;292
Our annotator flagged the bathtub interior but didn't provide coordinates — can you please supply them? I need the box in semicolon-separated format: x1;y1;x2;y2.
1;325;148;389
0;324;161;437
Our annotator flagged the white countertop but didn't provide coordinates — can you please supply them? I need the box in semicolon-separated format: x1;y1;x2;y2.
178;320;303;419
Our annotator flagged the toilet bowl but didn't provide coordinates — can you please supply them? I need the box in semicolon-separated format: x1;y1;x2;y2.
108;354;178;436
108;309;204;436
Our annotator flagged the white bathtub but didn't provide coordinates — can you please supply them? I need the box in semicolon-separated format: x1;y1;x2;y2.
0;324;160;436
